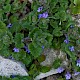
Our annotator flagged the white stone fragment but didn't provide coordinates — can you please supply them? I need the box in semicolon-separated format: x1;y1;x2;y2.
28;0;33;3
35;49;68;80
0;56;28;77
41;49;68;67
34;68;58;80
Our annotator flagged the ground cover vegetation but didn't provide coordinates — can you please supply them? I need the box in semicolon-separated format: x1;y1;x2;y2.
0;0;80;80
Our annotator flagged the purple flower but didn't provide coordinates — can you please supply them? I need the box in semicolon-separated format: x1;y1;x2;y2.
69;46;74;51
38;14;43;19
10;75;16;78
24;46;30;53
38;12;48;19
7;23;12;28
70;25;74;28
37;6;43;12
65;72;71;80
13;48;19;52
76;59;80;67
64;39;69;44
57;67;64;73
42;46;44;49
42;12;48;18
74;71;80;76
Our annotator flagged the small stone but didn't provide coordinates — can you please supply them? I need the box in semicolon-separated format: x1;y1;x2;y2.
0;56;28;77
34;68;58;80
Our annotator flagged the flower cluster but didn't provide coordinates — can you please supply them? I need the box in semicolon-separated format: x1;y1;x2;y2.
64;35;75;52
37;6;48;19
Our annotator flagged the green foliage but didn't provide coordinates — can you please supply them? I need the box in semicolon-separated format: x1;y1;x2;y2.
0;0;80;79
37;55;46;63
28;64;39;78
70;0;80;14
3;4;11;13
57;76;65;80
52;58;62;69
29;43;43;58
40;66;51;73
14;33;24;48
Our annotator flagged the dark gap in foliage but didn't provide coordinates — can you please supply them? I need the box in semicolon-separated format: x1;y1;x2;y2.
25;1;31;14
8;43;15;50
19;13;23;19
7;12;13;19
68;0;71;6
19;0;24;3
10;0;14;4
20;29;29;37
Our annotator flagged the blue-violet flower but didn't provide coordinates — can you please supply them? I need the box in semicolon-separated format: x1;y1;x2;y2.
64;39;69;44
69;46;74;51
76;59;80;67
13;48;19;52
42;12;48;18
38;12;48;19
42;45;44;49
70;25;74;28
24;46;30;53
10;75;16;78
38;14;43;19
37;6;43;12
57;67;64;73
74;71;80;76
65;72;71;80
7;23;12;28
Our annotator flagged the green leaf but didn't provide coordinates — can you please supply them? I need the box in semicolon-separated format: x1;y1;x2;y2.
29;43;42;58
74;0;80;5
9;22;22;33
0;46;10;57
65;45;76;61
2;31;13;46
3;4;11;13
40;66;51;73
5;0;10;4
53;27;63;37
52;38;61;49
52;58;62;69
29;64;39;77
21;20;34;30
22;53;32;66
50;20;58;28
0;21;6;30
29;28;40;38
0;40;3;50
37;55;46;63
14;33;24;48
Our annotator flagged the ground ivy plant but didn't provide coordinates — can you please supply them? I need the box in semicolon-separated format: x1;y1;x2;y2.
0;0;80;80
